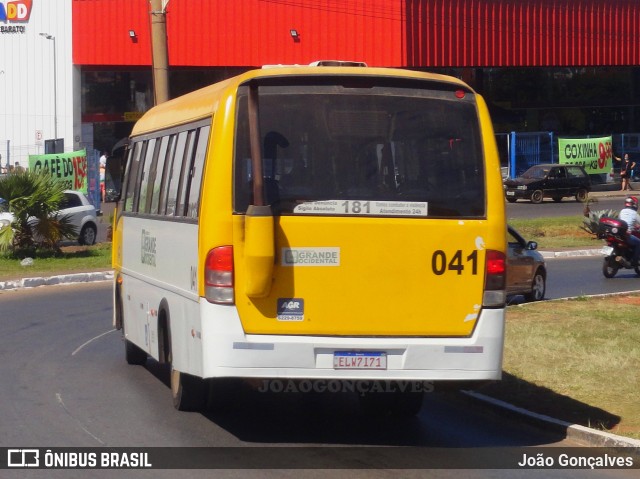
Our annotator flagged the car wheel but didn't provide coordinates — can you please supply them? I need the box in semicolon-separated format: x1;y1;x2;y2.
530;190;544;204
575;189;588;202
524;269;546;301
78;223;97;245
506;197;517;203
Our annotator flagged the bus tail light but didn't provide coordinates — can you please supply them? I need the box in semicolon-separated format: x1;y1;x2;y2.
483;249;506;307
205;246;235;304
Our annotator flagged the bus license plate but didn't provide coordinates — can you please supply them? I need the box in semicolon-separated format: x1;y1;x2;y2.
333;352;387;370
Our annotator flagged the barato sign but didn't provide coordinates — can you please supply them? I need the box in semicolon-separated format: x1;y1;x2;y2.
28;149;88;192
558;136;612;174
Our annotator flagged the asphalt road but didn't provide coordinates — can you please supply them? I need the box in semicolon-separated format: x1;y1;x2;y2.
506;196;622;220
4;282;637;478
543;255;640;299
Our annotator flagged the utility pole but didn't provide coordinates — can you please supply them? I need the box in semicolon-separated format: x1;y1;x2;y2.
149;0;170;105
39;33;58;140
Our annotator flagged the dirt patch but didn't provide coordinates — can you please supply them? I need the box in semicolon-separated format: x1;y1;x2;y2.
60;245;91;254
615;295;640;306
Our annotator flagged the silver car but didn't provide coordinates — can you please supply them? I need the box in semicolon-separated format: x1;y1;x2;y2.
507;225;547;301
0;190;98;246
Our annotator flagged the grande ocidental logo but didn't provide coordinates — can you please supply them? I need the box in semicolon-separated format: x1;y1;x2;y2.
0;0;33;23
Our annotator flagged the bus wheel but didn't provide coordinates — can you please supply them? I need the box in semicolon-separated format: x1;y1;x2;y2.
171;368;206;412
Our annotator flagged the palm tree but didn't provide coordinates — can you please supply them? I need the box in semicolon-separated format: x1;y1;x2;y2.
0;170;77;254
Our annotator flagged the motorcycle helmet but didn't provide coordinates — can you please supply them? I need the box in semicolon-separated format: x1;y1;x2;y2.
624;196;638;210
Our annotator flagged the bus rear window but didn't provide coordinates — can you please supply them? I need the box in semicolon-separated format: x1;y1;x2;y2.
234;81;485;218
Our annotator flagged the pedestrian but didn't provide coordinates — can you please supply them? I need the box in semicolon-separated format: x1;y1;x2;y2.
100;163;106;202
614;153;636;191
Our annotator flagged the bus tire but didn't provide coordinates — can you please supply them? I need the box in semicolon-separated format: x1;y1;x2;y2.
171;368;206;412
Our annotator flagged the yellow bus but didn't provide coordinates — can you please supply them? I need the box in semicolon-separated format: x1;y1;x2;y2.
112;62;507;415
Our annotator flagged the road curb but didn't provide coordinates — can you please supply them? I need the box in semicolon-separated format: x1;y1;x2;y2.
463;391;640;453
0;271;113;291
540;248;603;259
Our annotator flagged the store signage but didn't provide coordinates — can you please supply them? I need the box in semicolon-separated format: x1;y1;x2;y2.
0;0;32;23
558;136;612;174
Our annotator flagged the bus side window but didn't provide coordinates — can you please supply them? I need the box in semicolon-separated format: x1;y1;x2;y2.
157;134;178;215
134;139;156;213
184;125;210;218
138;137;166;213
123;142;141;212
165;131;189;216
175;130;197;216
149;136;172;214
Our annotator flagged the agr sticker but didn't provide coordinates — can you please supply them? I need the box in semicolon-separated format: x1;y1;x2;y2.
277;298;304;321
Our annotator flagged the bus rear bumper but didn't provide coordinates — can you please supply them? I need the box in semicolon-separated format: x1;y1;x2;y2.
198;303;505;382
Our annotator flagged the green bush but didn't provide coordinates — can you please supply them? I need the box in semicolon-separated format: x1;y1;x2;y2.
581;209;618;236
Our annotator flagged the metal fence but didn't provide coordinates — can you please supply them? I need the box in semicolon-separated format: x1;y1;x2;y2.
499;132;640;181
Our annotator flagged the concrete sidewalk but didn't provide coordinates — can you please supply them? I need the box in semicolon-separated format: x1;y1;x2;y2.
0;270;113;291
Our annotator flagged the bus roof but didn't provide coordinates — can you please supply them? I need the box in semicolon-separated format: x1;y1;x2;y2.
130;65;475;136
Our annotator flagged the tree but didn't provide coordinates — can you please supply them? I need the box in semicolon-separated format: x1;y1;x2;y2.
0;170;76;254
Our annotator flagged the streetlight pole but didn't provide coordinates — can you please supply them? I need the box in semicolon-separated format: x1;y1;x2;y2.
39;33;57;140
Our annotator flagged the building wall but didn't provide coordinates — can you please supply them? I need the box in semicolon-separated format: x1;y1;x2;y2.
72;0;640;69
0;0;75;167
72;0;405;67
405;0;640;67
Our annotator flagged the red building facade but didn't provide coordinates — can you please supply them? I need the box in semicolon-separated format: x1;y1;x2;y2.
73;0;640;68
71;0;640;151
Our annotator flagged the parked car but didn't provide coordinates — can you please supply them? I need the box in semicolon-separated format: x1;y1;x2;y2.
504;163;591;204
506;225;546;302
0;190;98;246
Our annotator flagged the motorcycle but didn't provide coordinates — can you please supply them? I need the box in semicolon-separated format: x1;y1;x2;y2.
598;217;640;278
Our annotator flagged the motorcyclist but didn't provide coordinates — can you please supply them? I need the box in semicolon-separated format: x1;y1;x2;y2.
619;196;640;265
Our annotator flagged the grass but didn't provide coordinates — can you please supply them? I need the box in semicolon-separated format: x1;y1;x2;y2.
477;294;640;439
0;243;112;282
509;215;602;249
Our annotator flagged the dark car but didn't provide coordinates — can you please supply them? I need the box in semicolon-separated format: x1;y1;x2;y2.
504;163;591;204
507;225;546;302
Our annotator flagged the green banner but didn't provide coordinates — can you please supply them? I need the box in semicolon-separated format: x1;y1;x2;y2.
28;149;88;192
558;136;612;174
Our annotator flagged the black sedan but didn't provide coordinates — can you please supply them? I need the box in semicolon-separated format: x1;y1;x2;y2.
504;163;591;204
